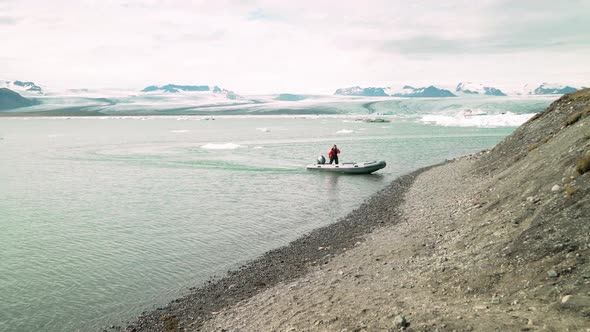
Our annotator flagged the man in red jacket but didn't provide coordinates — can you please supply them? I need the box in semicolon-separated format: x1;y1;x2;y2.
328;144;340;164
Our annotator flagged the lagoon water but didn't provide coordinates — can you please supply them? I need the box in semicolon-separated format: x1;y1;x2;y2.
0;113;531;331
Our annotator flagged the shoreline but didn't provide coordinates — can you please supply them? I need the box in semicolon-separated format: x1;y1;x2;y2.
125;163;443;331
203;155;485;331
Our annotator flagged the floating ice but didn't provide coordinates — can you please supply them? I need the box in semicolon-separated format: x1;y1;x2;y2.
170;130;189;133
420;111;535;128
201;143;242;150
336;129;354;134
256;127;270;132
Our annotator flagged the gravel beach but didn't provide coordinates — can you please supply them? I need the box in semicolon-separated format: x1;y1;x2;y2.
127;165;435;332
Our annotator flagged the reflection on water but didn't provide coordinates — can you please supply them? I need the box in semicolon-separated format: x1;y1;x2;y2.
322;172;340;191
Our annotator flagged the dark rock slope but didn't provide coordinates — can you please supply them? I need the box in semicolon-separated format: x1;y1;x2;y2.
467;88;590;318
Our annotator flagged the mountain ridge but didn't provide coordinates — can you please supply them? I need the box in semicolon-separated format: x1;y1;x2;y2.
334;85;456;98
456;82;507;96
141;84;239;100
334;83;582;97
0;80;43;95
0;88;39;110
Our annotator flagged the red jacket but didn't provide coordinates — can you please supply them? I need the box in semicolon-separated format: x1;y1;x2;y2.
328;147;340;158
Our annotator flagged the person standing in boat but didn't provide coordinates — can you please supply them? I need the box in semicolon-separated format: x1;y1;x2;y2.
328;144;340;164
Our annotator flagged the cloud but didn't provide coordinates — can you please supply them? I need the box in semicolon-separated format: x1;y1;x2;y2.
343;0;587;59
152;30;227;44
0;16;18;25
382;36;462;56
1;0;588;93
247;8;282;21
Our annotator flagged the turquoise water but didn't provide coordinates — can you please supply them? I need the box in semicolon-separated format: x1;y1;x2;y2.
0;115;516;331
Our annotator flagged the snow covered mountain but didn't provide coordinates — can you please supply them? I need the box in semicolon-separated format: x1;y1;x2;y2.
0;80;43;94
532;83;577;95
335;82;582;97
334;85;455;97
389;85;456;98
456;82;506;96
141;84;239;99
334;86;388;97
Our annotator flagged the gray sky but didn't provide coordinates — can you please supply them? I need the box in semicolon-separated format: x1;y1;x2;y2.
1;0;589;93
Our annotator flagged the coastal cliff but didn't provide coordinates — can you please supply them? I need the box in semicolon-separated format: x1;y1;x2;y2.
128;90;589;331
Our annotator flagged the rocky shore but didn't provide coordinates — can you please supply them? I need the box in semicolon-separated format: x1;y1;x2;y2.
127;89;590;331
126;164;432;332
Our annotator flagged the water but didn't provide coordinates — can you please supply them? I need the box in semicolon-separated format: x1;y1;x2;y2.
0;114;522;331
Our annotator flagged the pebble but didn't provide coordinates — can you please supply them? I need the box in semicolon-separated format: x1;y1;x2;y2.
392;315;408;328
551;185;561;192
560;294;590;310
547;270;559;278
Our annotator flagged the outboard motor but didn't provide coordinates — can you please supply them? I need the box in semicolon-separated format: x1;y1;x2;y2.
317;155;326;164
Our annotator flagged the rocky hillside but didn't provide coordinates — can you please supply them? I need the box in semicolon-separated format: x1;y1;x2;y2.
0;88;38;110
467;88;590;312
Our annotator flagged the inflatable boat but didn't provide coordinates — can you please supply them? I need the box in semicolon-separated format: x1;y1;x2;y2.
306;160;386;174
